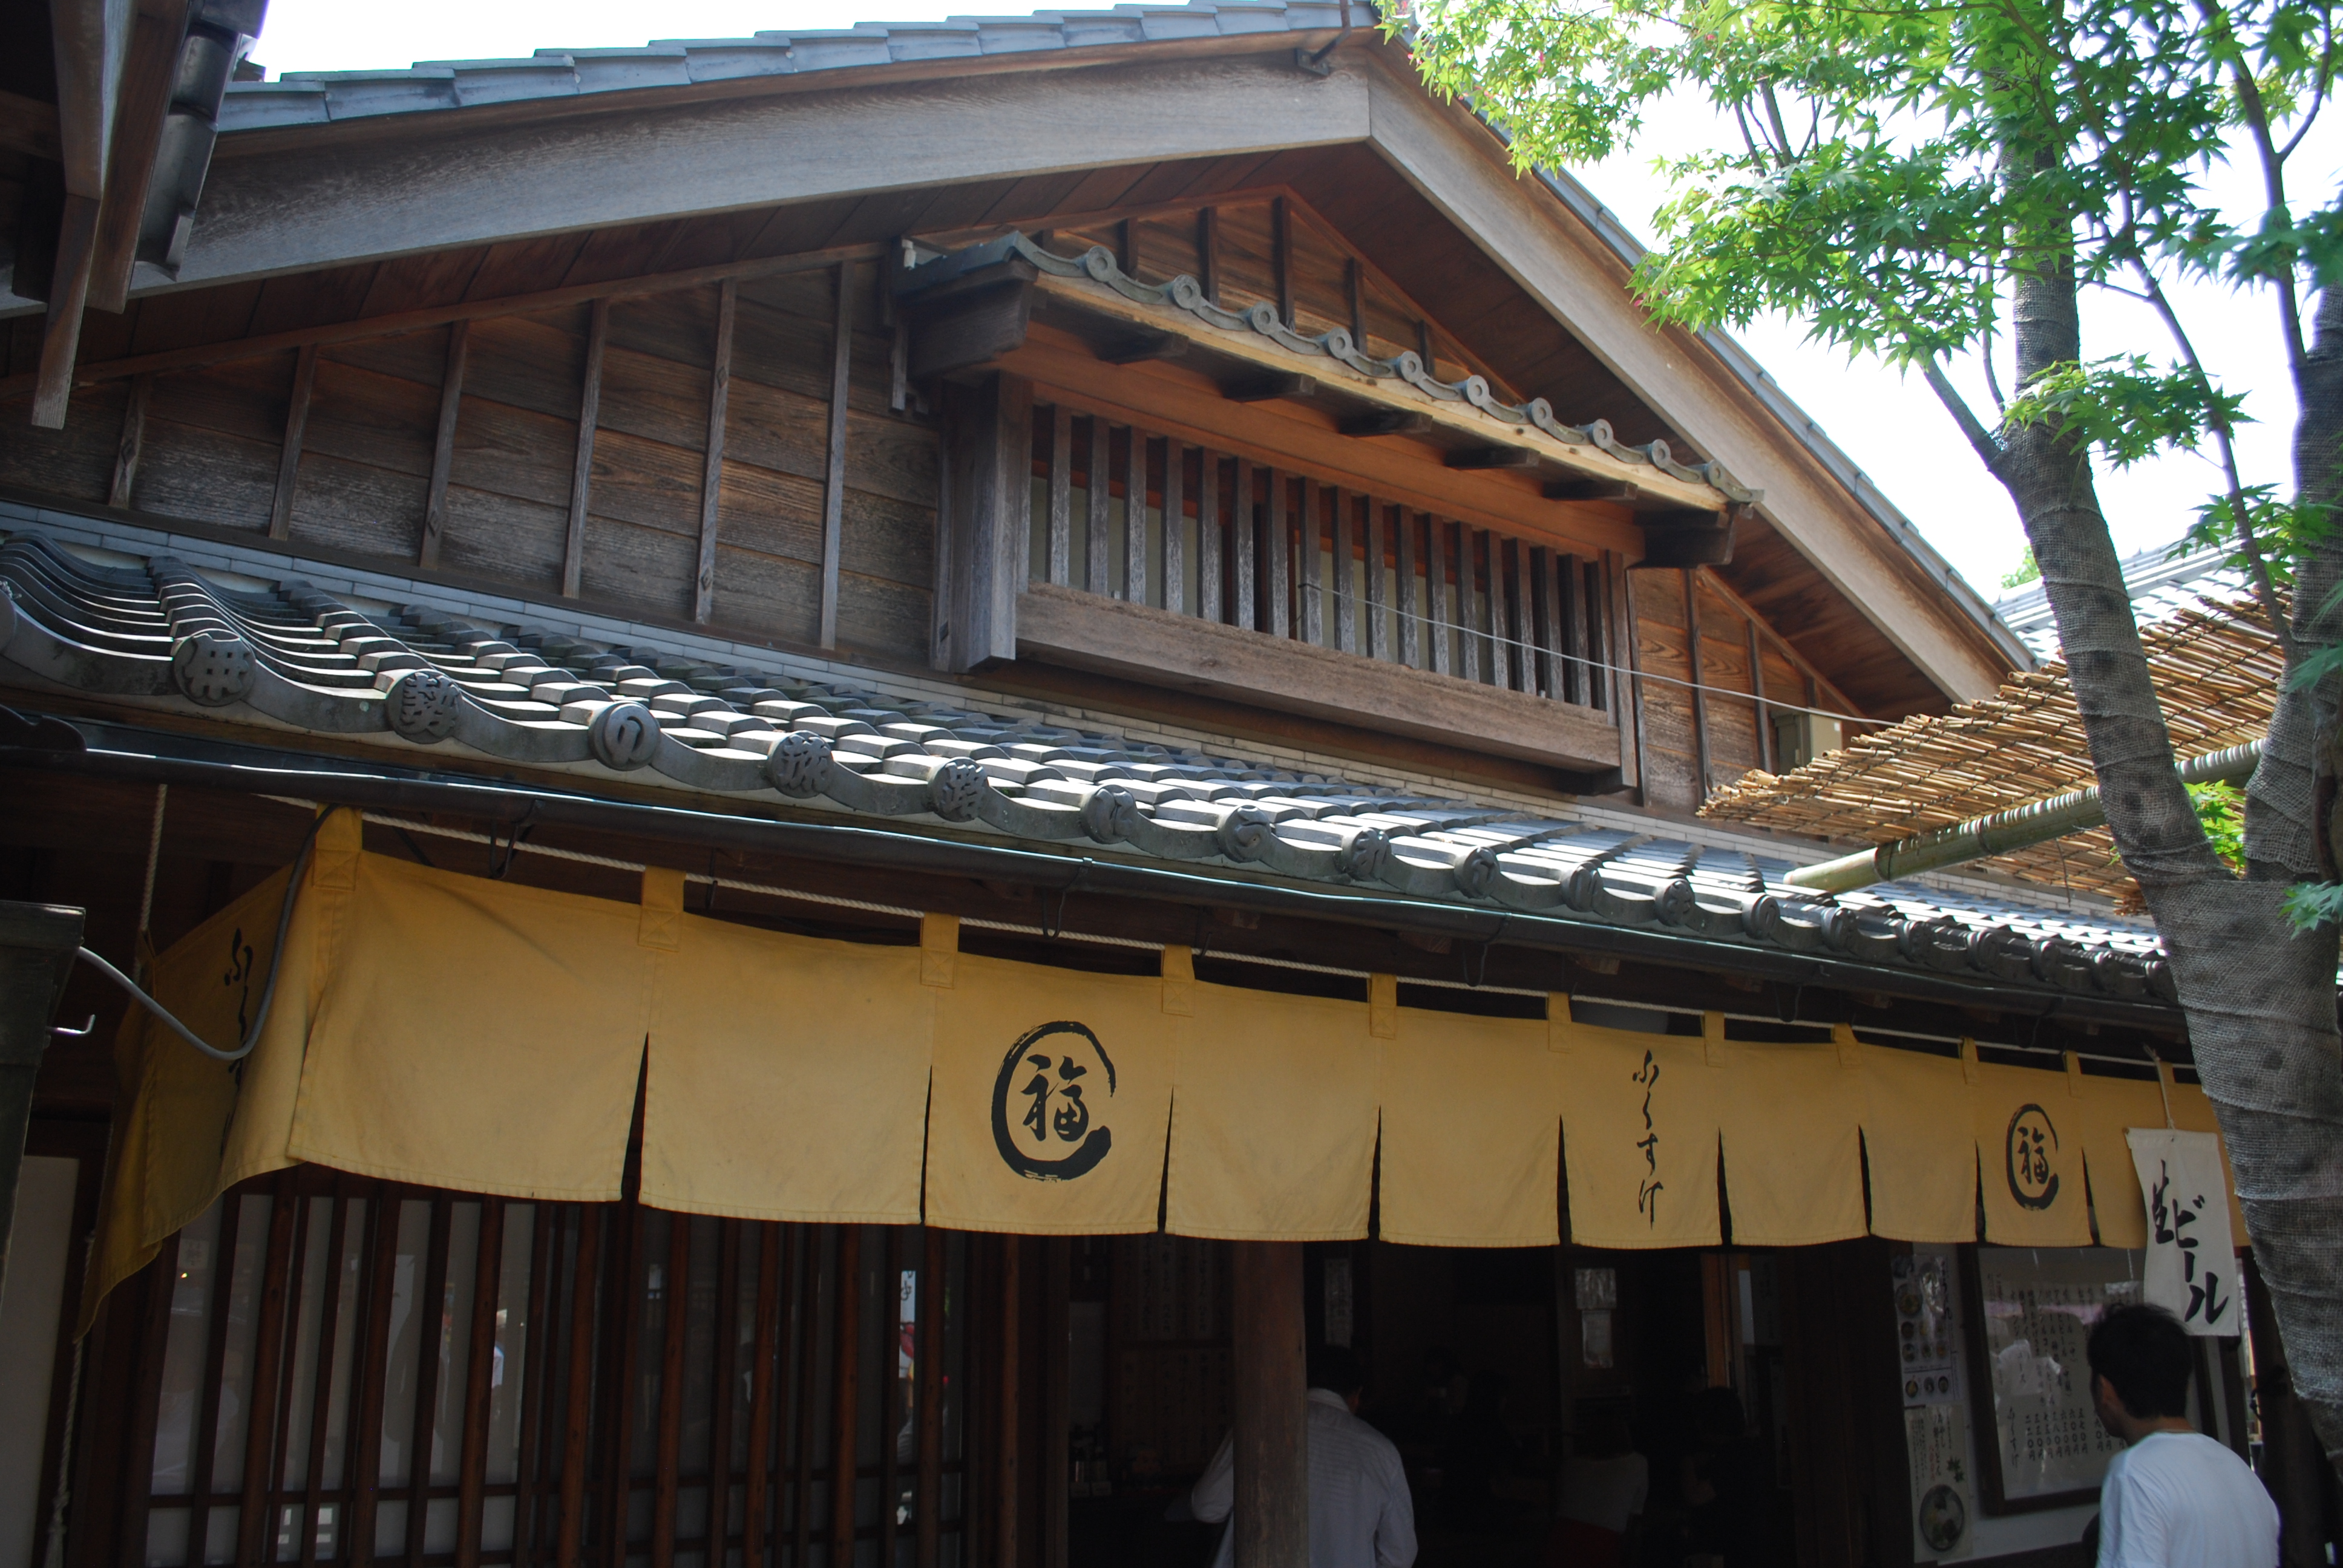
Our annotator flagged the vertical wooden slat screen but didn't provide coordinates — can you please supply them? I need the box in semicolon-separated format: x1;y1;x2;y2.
1331;488;1355;655
830;1228;863;1568
1124;428;1147;607
915;1229;944;1568
513;1205;557;1568
1083;417;1110;598
1425;518;1452;676
709;1221;741;1568
1297;479;1322;646
1265;469;1291;639
123;1233;182;1568
298;1192;353;1568
1232;462;1255;632
1197;450;1222;624
746;1225;781;1568
557;1209;603;1568
791;1228;819;1568
1364;499;1389;662
240;1180;300;1568
182;1195;245;1561
1046;407;1071;587
651;1218;690;1568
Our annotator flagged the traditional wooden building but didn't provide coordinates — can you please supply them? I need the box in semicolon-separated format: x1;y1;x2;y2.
0;8;2276;1568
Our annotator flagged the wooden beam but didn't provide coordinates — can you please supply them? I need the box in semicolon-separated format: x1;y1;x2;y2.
1345;256;1367;348
418;321;470;567
562;299;610;599
1682;567;1711;800
1103;333;1187;366
0;90;61;162
30;195;100;430
1017;581;1621;771
1231;1243;1306;1568
1694;564;1866;721
694;279;737;623
267;343;319;540
88;2;194;314
0;240;885;405
1339;410;1430;438
819;264;855;648
1222;372;1318;404
1272;195;1294;328
1751;618;1775;772
1446;446;1539;471
108;374;151;508
50;0;123;199
1198;206;1219;306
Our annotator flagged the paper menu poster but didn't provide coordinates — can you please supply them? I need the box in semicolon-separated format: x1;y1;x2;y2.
1906;1402;1974;1561
1894;1247;1964;1407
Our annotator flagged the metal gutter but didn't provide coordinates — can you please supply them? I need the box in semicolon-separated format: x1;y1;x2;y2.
0;713;2187;1032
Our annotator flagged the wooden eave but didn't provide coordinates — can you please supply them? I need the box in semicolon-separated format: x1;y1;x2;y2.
1021;266;1726;515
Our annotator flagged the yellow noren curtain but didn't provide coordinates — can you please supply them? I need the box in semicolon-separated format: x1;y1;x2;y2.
643;909;932;1224
1972;1050;2095;1247
1555;1016;1722;1249
91;831;2251;1295
1377;1005;1560;1248
1711;1022;1869;1248
1855;1041;1979;1244
286;851;650;1201
922;949;1177;1235
1167;979;1378;1241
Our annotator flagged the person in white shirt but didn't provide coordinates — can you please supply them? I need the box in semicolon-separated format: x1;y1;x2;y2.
1191;1345;1418;1568
2087;1303;2278;1568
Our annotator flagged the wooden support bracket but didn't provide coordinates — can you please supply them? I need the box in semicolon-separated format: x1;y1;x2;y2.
1446;446;1539;471
1223;373;1317;403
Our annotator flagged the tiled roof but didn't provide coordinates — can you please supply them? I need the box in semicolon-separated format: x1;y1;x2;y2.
1;526;2173;1002
1993;539;2246;659
219;2;1359;129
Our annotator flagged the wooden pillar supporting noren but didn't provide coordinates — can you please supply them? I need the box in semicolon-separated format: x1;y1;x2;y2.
997;1235;1022;1568
1230;1241;1307;1568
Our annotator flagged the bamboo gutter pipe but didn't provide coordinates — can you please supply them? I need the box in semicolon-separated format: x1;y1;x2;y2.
1781;739;2264;894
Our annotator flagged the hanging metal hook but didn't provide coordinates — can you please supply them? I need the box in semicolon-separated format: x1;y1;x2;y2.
50;1014;96;1039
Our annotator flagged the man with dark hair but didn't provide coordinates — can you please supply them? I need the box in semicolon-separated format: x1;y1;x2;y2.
2086;1304;2275;1567
1191;1344;1418;1568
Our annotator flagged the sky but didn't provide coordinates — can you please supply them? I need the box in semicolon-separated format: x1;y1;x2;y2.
249;1;2343;606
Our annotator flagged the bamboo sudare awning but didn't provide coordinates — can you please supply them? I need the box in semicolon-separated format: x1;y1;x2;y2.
1702;595;2280;903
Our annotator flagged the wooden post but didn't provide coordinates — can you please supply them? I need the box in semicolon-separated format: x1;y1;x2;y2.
1454;526;1480;684
405;1195;454;1568
1043;1241;1071;1568
237;1178;301;1568
1683;569;1712;800
819;264;856;648
1198;207;1220;306
1232;460;1255;631
457;1199;508;1568
268;343;319;540
709;1221;741;1568
555;1210;604;1568
420;321;471;568
694;279;738;623
562;299;609;599
1297;479;1322;647
916;1229;945;1568
1331;487;1355;653
831;1226;864;1568
934;372;1032;673
744;1224;781;1568
1749;619;1774;772
1426;520;1451;677
1615;554;1645;796
652;1217;692;1568
997;1236;1022;1568
30;194;99;430
1231;1243;1306;1568
1345;258;1367;350
1363;498;1388;661
108;374;150;508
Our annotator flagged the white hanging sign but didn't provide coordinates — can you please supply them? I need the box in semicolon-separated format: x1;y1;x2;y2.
2126;1128;2239;1336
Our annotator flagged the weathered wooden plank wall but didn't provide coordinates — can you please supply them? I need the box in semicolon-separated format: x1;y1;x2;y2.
0;258;938;664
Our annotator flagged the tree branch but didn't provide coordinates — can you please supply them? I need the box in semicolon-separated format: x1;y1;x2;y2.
2135;263;2304;667
1924;359;2006;475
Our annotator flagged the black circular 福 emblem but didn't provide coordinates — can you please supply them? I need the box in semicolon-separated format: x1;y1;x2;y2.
991;1021;1116;1182
2005;1103;2061;1210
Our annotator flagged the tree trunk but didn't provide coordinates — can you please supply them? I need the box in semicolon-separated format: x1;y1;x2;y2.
2000;253;2343;1470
